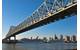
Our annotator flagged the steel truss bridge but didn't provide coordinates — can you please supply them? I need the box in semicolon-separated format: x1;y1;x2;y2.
4;0;77;40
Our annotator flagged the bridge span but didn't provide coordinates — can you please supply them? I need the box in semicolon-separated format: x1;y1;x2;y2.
4;0;77;40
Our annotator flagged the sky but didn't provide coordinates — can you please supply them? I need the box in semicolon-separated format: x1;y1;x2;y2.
2;0;77;39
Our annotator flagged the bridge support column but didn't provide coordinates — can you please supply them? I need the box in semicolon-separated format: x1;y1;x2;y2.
7;37;11;42
8;38;10;41
13;35;16;42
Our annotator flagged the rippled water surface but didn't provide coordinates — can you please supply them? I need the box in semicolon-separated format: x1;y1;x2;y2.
2;42;77;50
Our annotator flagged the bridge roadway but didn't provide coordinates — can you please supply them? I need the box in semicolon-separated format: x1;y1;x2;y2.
4;0;77;40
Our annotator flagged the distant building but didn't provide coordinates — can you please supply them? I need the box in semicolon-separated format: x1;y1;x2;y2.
54;34;58;40
49;37;53;41
60;35;63;40
31;37;32;40
43;37;48;42
65;36;70;42
71;35;77;42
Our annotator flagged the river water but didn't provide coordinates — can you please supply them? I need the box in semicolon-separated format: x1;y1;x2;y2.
2;42;77;50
